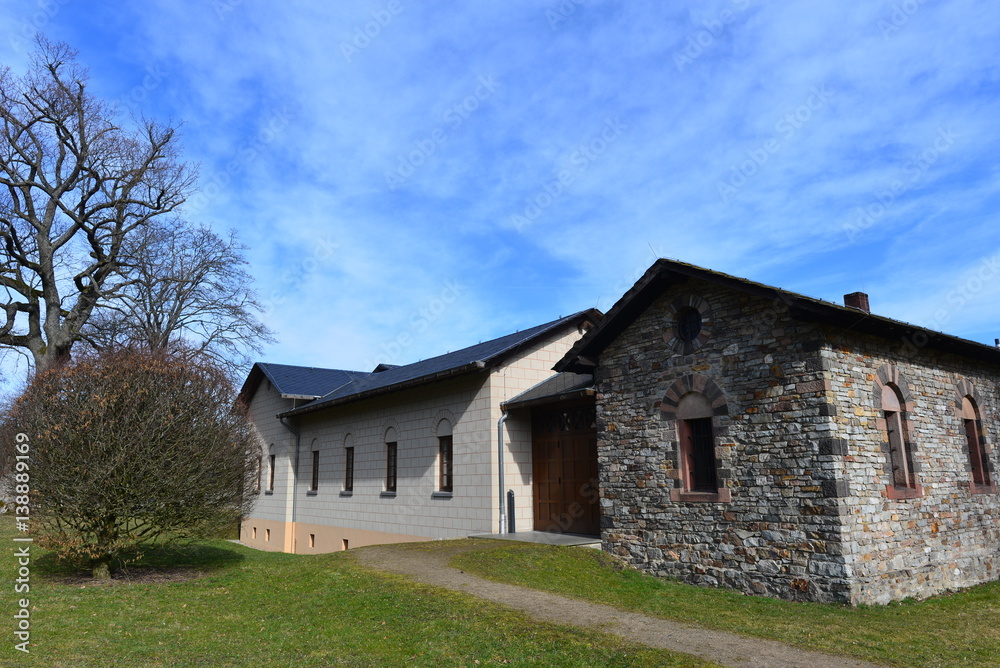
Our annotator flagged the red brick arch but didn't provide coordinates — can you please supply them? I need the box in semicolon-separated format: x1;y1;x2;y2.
660;374;729;421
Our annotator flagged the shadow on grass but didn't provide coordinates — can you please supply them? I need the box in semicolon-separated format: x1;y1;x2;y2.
33;540;246;584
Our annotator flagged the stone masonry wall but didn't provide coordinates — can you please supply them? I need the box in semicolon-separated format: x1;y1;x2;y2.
821;329;1000;604
597;279;851;602
596;275;1000;604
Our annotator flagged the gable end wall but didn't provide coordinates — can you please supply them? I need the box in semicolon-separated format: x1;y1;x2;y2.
596;280;851;602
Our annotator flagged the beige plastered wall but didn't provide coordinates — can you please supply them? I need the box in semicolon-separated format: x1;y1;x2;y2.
240;321;589;554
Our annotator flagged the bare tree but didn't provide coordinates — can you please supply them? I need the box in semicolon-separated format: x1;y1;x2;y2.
0;37;194;373
81;221;276;381
2;348;260;579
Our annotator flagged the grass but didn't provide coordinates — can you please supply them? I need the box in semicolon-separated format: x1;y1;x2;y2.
0;516;714;667
451;541;1000;667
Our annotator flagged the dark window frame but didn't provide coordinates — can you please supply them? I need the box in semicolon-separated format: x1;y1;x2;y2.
884;408;916;488
344;446;355;492
268;454;276;491
310;450;320;492
879;381;922;500
962;396;994;493
385;442;397;493
439;435;453;493
676;307;703;343
680;417;718;492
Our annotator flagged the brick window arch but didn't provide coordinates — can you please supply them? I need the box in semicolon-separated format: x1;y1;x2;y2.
954;380;995;494
872;365;922;499
662;295;713;354
661;374;731;502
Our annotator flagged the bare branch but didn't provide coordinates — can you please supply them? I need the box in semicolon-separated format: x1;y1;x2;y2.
0;37;196;374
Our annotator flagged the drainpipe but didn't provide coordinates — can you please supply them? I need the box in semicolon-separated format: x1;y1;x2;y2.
497;411;509;534
280;416;301;551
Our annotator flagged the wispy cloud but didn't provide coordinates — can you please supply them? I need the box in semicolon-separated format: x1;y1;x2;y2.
1;0;997;384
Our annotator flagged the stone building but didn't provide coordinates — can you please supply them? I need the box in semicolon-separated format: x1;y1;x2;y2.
556;259;1000;604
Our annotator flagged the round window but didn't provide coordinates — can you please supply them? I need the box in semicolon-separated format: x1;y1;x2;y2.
677;307;702;342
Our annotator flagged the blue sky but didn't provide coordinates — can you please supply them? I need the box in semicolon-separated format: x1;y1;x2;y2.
2;0;999;382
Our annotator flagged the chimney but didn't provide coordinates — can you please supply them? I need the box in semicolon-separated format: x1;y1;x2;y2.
844;292;870;313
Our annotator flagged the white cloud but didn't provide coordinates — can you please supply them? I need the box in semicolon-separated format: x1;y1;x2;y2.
1;0;999;390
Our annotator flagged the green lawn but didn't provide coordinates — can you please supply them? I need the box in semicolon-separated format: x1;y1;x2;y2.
451;541;1000;667
0;517;712;667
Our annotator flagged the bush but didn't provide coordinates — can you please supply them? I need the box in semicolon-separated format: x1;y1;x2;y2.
3;349;259;578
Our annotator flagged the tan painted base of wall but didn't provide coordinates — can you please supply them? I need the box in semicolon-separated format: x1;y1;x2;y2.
240;518;432;554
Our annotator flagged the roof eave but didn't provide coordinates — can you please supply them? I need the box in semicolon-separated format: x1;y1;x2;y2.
502;387;595;411
556;259;1000;370
280;309;602;419
278;361;488;418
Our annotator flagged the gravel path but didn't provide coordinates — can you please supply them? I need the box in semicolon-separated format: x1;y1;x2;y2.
354;542;885;668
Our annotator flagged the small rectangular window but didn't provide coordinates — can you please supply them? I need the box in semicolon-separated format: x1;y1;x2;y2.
255;455;262;493
310;450;320;491
439;435;453;493
386;442;397;492
344;447;355;492
268;454;276;491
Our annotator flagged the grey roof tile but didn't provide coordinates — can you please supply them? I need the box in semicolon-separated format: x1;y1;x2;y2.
280;310;599;417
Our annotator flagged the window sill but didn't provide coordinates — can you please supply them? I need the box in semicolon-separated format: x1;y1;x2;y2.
306;490;318;496
264;490;274;495
339;490;353;497
380;491;397;498
969;481;997;495
669;488;731;503
432;491;453;499
885;483;923;500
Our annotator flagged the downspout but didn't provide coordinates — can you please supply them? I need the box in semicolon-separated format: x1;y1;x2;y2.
280;415;301;551
497;411;509;534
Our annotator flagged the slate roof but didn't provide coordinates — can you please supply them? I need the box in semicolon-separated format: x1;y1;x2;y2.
501;372;594;410
239;363;370;403
279;309;601;418
556;258;1000;373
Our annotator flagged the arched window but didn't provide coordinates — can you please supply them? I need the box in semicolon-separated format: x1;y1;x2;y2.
677;393;718;492
661;374;731;503
882;383;916;489
962;396;993;492
873;365;921;499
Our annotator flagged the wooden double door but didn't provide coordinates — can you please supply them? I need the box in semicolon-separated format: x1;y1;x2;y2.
531;402;599;536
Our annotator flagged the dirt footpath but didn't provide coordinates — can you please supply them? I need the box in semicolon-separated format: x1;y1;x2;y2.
354;542;885;668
